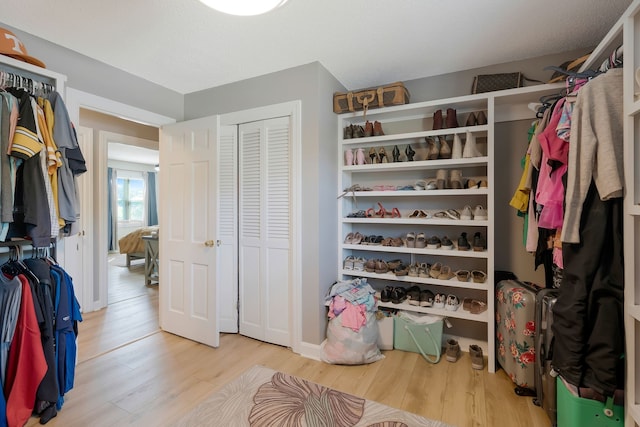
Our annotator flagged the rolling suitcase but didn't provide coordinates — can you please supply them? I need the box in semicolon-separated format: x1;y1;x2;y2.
495;280;540;395
533;288;559;426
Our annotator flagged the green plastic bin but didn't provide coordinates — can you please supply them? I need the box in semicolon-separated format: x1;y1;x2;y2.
557;377;623;427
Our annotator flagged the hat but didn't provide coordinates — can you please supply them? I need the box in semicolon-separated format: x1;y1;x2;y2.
547;53;590;84
0;27;46;68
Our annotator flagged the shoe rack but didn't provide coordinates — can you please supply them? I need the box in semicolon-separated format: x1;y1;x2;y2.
337;96;496;369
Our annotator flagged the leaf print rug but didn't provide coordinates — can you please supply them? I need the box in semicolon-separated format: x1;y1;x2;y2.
175;365;454;427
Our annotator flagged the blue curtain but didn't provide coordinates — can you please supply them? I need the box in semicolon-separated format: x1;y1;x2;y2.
147;172;158;226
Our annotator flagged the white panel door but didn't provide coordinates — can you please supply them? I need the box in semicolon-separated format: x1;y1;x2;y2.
159;116;219;347
239;117;291;347
217;125;238;333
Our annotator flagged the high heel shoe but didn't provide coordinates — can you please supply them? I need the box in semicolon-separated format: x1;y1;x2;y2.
405;144;416;161
374;121;385;136
375;202;389;217
465;112;476;127
452;134;462;159
369;147;378;164
463;131;482;158
392;145;400;162
378;147;388;163
476;110;487;125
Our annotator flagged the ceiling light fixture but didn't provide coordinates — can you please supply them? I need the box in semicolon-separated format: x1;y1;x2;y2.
199;0;288;16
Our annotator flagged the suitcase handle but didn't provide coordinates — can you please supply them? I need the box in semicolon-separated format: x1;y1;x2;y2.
404;324;441;364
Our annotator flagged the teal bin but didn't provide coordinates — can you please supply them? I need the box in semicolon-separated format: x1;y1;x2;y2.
557;377;623;427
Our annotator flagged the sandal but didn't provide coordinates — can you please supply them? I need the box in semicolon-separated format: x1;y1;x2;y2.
438;265;454;280
405;232;416;248
418;262;431;278
375;260;389;274
408;263;419;277
472;270;487;283
415;232;427;248
455;270;470;282
429;262;442;278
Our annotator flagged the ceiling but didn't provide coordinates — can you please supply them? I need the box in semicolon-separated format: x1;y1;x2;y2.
108;143;158;165
0;0;632;95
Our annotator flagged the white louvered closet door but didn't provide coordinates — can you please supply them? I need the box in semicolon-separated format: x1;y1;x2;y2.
238;116;291;347
217;125;238;333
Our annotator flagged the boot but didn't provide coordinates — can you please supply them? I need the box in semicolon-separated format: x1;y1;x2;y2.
345;149;353;166
450;169;463;189
463;131;482;158
405;144;415;161
353;125;365;138
392;145;400;162
433;109;443;130
446;108;459;128
355;148;365;165
436;169;447;189
446;339;461;363
452;134;462;159
364;121;374;137
373;121;385;136
438;136;451;159
425;137;440;160
469;344;484;370
344;125;353;139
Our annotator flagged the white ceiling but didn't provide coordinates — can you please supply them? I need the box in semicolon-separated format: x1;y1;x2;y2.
108;143;158;165
0;0;632;95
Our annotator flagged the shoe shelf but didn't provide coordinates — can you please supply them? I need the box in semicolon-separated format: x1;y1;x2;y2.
340;269;491;291
343;218;489;226
342;243;489;258
341;125;489;147
340;188;489;197
376;300;489;323
342;156;488;172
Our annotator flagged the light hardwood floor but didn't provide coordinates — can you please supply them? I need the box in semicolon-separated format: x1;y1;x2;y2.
25;258;552;427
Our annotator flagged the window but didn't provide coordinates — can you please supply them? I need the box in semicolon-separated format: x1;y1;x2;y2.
117;176;145;224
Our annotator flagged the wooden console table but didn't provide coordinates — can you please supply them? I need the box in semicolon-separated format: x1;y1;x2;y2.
141;235;159;285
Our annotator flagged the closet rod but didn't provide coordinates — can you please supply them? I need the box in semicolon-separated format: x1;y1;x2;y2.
0;63;56;96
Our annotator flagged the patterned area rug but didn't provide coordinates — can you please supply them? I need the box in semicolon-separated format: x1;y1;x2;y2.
176;365;453;427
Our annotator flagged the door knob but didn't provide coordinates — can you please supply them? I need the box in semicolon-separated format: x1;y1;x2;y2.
204;240;214;247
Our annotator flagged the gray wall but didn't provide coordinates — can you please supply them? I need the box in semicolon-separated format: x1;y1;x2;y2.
185;62;345;345
0;23;184;121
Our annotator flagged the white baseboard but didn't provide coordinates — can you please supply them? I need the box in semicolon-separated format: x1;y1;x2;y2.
296;340;323;361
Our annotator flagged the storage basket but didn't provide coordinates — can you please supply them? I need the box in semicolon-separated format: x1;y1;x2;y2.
557;378;624;427
393;312;443;363
333;82;409;115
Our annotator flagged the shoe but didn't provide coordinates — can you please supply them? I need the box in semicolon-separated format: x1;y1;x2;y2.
465;112;477;127
469;344;484;370
355;148;366;165
434;209;460;220
380;286;393;302
458;232;471;251
466;178;479;189
441;236;454;250
364;121;374;137
369;147;377;164
438;136;451;159
345;149;354;166
472;270;487;283
460;205;473;220
449;169;463;189
427;235;441;249
391;287;407;304
425;137;440;160
445;339;461;362
394;263;410;276
470;300;487;314
476;110;487;125
353;125;365;138
378;147;388;163
405;232;416;248
473;205;488;221
463;131;481;158
433;293;446;309
407;286;421;305
392;145;400;162
415;232;427;249
446;108;459;128
429;262;442;278
344;125;353;139
364;259;377;272
456;270;470;281
436;169;447;189
420;289;435;307
438;266;454;280
373;121;385;136
353;257;365;271
408;263;420;277
405;144;415;161
375;260;389;274
445;294;459;311
433;109;443;130
452;134;462;159
473;232;486;251
418;262;431;278
343;256;355;270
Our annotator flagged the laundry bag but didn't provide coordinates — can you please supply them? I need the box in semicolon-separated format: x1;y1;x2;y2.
393;311;443;363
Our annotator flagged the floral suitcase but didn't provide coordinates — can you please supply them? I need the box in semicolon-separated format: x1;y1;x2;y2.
496;280;541;394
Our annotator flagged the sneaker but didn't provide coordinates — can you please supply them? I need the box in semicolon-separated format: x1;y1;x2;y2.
441;236;454;250
469;344;484;370
415;232;427;249
473;205;488;221
457;232;471;251
427;235;441;249
473;232;486;251
460;205;473;220
343;256;355;270
419;289;435;307
433;293;446;309
445;338;461;362
445;294;459;311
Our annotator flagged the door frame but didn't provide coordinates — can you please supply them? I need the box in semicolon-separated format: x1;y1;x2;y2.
65;88;176;312
221;100;302;354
